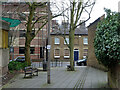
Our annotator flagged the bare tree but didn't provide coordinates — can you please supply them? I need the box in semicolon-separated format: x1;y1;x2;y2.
2;0;95;68
25;2;66;65
53;0;95;71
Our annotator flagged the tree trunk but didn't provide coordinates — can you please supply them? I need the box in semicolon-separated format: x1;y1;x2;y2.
69;29;75;71
24;4;35;66
25;36;31;66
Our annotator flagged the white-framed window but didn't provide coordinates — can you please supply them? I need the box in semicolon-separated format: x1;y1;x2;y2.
54;49;60;58
54;37;60;44
64;37;69;44
83;37;88;45
84;49;88;52
83;48;88;58
64;49;70;58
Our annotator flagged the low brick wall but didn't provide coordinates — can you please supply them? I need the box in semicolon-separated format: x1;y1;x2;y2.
87;58;107;71
108;64;120;88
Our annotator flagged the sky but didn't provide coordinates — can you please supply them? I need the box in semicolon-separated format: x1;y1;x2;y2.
51;0;120;26
87;0;120;26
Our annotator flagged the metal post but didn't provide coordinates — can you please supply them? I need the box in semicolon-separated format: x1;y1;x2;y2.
47;1;51;84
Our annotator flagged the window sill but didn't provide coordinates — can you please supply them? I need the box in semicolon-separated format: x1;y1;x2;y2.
64;56;70;58
54;43;60;45
64;43;69;45
83;44;88;45
54;56;60;58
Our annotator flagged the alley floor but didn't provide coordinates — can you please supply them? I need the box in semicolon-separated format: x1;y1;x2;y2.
2;66;109;89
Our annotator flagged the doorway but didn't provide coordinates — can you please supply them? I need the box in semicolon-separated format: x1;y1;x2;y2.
74;49;79;61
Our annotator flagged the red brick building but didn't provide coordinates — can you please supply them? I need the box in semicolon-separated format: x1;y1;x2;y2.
2;2;49;60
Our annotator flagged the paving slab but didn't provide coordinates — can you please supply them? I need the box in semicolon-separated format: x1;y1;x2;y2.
2;66;108;89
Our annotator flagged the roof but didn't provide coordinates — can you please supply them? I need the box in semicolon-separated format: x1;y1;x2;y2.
87;14;105;28
51;23;88;35
87;18;100;28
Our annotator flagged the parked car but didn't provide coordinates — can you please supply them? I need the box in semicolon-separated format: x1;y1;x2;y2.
76;58;87;66
14;56;25;62
14;56;33;63
9;59;13;62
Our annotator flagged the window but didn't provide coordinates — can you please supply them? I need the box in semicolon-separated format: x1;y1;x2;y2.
54;37;60;44
83;53;88;56
64;37;69;44
74;37;79;45
64;49;70;58
83;48;88;58
9;13;12;18
84;49;88;52
19;47;25;54
32;15;36;21
83;53;88;58
19;30;35;37
30;47;35;54
19;13;26;21
10;47;14;53
31;30;35;37
19;47;35;54
19;30;26;37
54;49;60;58
83;37;88;45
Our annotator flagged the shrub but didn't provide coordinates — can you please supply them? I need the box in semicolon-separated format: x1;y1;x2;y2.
8;61;27;71
94;9;120;68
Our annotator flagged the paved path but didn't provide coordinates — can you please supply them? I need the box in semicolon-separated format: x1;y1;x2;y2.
2;66;108;89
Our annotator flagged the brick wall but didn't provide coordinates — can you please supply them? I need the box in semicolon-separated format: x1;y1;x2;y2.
108;64;120;88
87;15;107;71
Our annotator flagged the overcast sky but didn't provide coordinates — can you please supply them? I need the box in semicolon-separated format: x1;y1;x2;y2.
87;0;120;26
52;0;120;26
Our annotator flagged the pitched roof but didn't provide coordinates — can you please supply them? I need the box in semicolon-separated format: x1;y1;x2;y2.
87;14;105;28
51;23;88;35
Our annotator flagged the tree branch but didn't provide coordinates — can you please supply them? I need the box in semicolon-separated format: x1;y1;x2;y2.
74;0;95;28
32;15;48;29
74;1;82;26
30;21;48;42
55;28;70;48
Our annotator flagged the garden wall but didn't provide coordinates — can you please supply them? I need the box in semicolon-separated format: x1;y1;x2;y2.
108;64;120;88
87;15;107;71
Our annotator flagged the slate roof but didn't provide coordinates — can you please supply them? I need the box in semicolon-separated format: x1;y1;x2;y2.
87;18;100;28
51;23;88;35
87;14;105;28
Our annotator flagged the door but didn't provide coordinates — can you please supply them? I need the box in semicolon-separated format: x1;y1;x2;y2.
74;49;79;61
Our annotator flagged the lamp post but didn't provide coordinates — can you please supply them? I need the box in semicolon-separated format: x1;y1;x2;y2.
47;1;51;84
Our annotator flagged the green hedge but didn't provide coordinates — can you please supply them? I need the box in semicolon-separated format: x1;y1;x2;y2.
8;61;27;71
94;9;120;68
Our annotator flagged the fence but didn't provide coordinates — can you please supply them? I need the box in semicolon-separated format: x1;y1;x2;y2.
32;60;70;68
